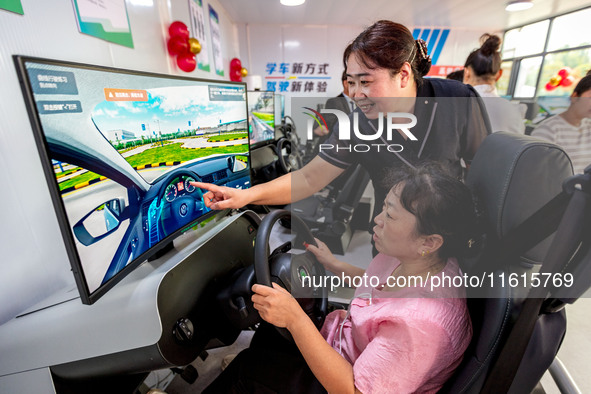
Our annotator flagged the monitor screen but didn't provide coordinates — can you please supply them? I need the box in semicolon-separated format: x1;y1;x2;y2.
14;56;251;304
247;91;275;147
274;93;285;125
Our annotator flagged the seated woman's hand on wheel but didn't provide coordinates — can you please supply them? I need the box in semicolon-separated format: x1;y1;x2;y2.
251;283;305;330
305;238;340;273
189;181;249;210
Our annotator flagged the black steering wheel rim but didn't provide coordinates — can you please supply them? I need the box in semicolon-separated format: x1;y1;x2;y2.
254;210;328;340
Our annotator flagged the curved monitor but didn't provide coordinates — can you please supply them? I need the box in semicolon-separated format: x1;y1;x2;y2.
14;56;251;304
247;90;275;148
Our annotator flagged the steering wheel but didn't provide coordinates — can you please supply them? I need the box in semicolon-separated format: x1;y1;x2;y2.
254;210;328;341
156;169;206;237
276;137;302;174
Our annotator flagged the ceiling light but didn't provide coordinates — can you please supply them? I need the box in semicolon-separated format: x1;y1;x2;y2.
280;0;305;6
505;0;533;12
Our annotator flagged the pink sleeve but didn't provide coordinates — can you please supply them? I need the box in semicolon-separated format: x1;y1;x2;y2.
352;319;452;394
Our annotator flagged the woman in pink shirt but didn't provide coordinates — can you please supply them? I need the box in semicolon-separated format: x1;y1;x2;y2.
204;162;476;393
250;163;474;393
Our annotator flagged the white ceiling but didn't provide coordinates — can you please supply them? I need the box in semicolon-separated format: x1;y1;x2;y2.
218;0;591;30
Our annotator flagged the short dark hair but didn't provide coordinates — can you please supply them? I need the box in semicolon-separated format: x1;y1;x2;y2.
344;20;431;86
464;34;502;81
384;162;477;260
573;73;591;96
341;70;347;82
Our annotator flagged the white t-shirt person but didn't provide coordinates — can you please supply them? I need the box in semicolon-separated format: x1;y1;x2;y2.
473;84;525;134
532;114;591;174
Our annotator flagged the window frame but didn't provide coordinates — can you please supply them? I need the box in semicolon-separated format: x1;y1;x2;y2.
502;6;591;99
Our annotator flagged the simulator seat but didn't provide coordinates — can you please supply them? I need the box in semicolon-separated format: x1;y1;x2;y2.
250;144;281;186
250;116;303;188
286;164;370;254
441;132;591;393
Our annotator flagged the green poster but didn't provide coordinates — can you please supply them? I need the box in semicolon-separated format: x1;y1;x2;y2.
72;0;133;48
189;0;210;72
209;5;224;77
0;0;24;15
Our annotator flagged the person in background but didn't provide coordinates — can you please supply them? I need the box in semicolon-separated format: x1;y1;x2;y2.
205;162;475;393
464;34;525;134
532;72;591;174
313;69;356;137
446;69;464;82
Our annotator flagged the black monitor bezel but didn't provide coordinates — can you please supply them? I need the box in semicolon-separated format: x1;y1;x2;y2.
13;55;250;305
247;90;276;149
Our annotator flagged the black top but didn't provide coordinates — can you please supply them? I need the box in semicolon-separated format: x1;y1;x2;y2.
318;78;491;226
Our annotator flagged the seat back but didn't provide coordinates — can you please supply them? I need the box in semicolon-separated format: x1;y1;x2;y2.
441;132;573;393
330;165;370;222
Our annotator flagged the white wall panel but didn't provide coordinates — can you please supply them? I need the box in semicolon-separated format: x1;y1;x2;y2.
434;28;502;66
244;24;283;88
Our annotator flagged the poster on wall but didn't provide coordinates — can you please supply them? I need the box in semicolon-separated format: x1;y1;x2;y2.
208;5;224;77
263;61;331;94
0;0;24;14
189;0;210;72
71;0;133;48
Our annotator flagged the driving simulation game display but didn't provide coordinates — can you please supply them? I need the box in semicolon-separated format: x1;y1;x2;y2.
247;91;275;147
17;58;251;302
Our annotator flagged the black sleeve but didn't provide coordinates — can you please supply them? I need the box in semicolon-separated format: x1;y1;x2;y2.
323;97;350;134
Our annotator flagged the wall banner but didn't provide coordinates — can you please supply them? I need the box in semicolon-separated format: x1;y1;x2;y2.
189;0;210;72
208;5;224;77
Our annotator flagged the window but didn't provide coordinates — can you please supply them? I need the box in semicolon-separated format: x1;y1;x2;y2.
502;7;591;99
547;8;591;52
502;21;549;58
537;48;591;97
514;57;543;98
496;61;513;97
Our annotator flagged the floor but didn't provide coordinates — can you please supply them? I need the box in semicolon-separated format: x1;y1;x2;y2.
541;296;591;393
143;226;591;393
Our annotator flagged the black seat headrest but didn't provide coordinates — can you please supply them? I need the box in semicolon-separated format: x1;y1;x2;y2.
466;132;573;265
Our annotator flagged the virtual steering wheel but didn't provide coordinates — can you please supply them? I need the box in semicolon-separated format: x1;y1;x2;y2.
254;210;328;341
156;169;206;237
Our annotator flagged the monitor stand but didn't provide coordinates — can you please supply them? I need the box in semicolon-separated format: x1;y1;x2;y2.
147;241;175;262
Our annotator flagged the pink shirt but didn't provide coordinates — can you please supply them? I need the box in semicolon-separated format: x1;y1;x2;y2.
321;254;472;394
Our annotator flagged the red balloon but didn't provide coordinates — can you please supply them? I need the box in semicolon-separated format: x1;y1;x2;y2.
558;68;571;78
169;21;190;39
545;82;558;91
177;54;196;72
167;36;190;56
230;69;242;82
561;75;575;87
230;57;242;71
